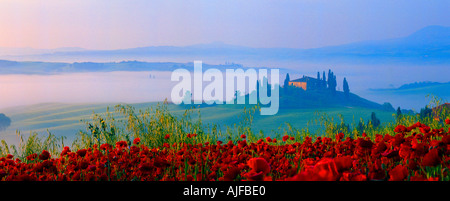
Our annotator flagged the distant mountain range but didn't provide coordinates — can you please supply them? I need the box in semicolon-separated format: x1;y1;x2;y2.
0;25;449;64
369;81;450;91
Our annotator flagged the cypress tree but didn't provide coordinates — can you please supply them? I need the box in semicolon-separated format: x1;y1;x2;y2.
284;73;290;87
369;112;381;128
327;70;337;93
327;70;332;90
343;77;350;96
283;73;290;94
333;75;337;92
397;107;402;116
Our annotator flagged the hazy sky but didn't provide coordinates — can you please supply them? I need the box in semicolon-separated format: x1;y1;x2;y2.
0;0;449;50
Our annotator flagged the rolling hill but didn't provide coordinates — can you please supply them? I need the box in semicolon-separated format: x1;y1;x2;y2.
0;102;396;146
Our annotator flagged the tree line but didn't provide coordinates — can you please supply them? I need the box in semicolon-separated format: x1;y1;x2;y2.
283;69;350;97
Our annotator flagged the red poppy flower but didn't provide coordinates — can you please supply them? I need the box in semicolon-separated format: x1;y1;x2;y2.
412;142;428;156
26;153;38;161
115;141;128;149
60;146;71;156
334;156;353;172
368;170;386;181
238;140;247;148
410;175;427;181
394;125;408;133
33;163;44;172
100;143;111;151
422;149;441;167
389;164;408;181
399;144;412;160
442;135;450;144
382;134;393;142
133;138;141;145
164;134;170;139
282;135;289;142
154;158;170;168
246;171;264;181
286;166;315;181
39;150;51;161
16;174;36;181
224;167;242;181
407;159;418;170
391;134;405;147
419;126;431;134
0;169;6;180
139;162;153;172
186;175;194;181
373;142;387;154
430;140;443;148
336;133;344;141
87;165;96;172
313;158;340;181
356;138;373;149
381;149;398;158
240;134;246;139
100;173;108;181
79;160;89;170
76;149;87;157
341;172;367;181
247;157;270;175
445;119;450;125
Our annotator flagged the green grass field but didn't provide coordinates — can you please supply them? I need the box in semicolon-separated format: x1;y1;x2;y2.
0;102;396;146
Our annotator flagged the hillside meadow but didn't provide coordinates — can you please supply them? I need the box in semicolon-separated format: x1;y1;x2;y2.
0;102;396;146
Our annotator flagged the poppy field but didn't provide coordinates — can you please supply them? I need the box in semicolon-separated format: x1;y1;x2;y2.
1;118;450;181
1;102;450;181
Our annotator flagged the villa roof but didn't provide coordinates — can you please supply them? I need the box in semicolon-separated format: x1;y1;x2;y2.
289;76;322;83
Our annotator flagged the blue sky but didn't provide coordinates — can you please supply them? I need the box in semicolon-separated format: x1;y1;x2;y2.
0;0;449;49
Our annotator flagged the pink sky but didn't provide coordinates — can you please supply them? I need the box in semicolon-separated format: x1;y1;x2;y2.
0;0;448;50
